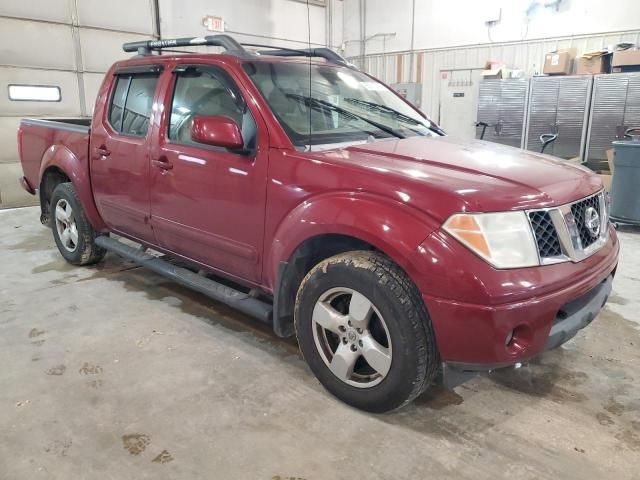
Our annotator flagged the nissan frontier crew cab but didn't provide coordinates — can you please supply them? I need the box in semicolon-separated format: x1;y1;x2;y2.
17;35;619;412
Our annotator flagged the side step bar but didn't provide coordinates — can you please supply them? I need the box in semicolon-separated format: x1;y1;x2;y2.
95;236;273;324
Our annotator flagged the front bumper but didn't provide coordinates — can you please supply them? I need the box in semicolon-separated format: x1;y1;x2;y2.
544;274;612;351
412;224;619;387
440;274;613;388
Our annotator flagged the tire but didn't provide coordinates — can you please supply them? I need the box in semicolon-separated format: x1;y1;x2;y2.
295;251;439;413
50;182;106;266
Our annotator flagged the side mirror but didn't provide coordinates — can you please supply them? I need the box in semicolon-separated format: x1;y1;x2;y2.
191;115;244;150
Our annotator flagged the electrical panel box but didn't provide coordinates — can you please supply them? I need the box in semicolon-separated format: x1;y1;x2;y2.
390;82;422;108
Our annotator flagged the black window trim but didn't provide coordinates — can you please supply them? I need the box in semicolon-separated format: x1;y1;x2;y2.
114;64;164;75
166;63;255;156
106;70;161;138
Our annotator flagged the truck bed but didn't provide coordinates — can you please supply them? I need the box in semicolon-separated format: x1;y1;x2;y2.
18;118;92;195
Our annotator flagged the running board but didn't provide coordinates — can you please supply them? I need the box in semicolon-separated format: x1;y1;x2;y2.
95;236;273;324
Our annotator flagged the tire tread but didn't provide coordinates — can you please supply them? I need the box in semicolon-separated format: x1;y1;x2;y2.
295;250;439;411
50;182;106;266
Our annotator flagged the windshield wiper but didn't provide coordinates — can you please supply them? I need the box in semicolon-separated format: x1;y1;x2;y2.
344;98;423;125
285;93;405;140
343;98;444;135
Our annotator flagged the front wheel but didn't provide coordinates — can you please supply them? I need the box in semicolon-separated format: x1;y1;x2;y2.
295;251;439;412
50;182;106;266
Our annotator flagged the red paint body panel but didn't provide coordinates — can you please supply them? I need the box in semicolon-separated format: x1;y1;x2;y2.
417;225;618;363
17;52;619;367
18;122;107;231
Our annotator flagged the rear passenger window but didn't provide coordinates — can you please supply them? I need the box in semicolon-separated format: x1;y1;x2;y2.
107;73;159;136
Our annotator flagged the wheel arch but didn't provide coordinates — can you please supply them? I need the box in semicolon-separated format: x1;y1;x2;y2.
269;194;439;337
38;145;107;231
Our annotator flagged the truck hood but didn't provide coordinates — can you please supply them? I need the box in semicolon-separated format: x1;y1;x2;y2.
312;135;602;218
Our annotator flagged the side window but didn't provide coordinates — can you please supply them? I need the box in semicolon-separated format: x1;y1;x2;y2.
108;77;128;130
107;73;159;136
168;67;256;151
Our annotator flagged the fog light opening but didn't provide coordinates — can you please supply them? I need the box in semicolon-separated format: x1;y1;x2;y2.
505;329;514;346
505;324;533;355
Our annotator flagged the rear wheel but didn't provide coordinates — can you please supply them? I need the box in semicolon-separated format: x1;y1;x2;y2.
295;251;439;412
50;182;106;266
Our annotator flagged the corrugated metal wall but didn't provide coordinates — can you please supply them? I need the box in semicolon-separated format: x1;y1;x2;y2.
349;30;640;126
0;0;157;208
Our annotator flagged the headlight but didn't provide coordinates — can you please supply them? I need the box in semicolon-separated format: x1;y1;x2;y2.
443;212;539;269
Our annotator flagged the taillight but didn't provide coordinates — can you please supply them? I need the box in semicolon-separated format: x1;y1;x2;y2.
17;126;24;162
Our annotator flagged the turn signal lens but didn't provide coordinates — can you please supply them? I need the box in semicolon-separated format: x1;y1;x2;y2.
443;215;491;257
443;212;539;269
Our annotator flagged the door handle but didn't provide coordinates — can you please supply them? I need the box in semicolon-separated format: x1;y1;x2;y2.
151;158;173;170
96;145;111;158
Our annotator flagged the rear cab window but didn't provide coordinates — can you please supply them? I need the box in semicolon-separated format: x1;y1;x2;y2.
107;69;160;137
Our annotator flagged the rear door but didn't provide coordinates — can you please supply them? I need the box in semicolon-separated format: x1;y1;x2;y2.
91;65;161;242
149;63;269;283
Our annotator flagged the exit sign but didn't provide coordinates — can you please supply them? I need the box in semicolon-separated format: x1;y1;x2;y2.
202;16;224;32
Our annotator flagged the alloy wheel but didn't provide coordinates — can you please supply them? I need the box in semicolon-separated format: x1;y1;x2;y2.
311;287;392;388
54;198;79;252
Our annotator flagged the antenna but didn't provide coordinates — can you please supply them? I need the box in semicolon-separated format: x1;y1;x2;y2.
306;0;312;150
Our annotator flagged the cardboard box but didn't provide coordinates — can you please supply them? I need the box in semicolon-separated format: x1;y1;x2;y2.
598;173;612;192
481;61;508;79
543;48;577;75
606;149;614;175
612;49;640;67
611;49;640;73
576;51;612;75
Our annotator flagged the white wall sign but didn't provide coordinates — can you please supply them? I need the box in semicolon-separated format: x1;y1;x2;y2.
202;16;225;32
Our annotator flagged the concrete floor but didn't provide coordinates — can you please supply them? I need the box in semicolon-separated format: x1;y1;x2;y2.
1;206;639;480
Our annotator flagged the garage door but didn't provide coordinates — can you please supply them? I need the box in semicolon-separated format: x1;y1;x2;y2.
0;0;157;208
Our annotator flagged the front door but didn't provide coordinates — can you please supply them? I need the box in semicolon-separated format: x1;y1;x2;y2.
91;67;161;242
149;63;269;283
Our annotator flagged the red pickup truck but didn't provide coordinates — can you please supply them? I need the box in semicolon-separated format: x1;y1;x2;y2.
18;35;618;412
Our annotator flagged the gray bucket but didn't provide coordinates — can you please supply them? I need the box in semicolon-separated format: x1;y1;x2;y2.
610;128;640;225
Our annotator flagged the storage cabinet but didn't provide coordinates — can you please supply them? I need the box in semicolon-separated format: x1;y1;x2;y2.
585;73;640;170
525;75;592;159
476;79;529;148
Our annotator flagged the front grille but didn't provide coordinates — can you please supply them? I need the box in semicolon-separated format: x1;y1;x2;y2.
528;210;562;257
527;191;606;263
570;193;602;248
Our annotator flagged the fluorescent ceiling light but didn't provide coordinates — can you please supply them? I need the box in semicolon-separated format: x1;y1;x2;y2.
8;84;61;102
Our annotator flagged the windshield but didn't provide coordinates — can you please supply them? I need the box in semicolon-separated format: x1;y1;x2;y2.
243;61;441;149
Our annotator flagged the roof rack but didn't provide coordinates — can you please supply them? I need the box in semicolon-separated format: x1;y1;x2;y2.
247;44;351;67
123;34;247;56
122;34;353;67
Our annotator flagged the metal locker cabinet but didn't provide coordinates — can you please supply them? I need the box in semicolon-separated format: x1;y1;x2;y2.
476;79;529;148
585;73;640;171
525;75;592;159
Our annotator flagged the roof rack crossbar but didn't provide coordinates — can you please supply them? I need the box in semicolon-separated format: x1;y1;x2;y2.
253;46;350;66
123;34;247;56
122;34;353;67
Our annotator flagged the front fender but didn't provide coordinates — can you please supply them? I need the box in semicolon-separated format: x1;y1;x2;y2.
39;144;107;231
268;192;440;290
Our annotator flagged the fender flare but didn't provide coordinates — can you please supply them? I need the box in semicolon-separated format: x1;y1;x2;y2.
269;192;440;336
39;144;107;231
